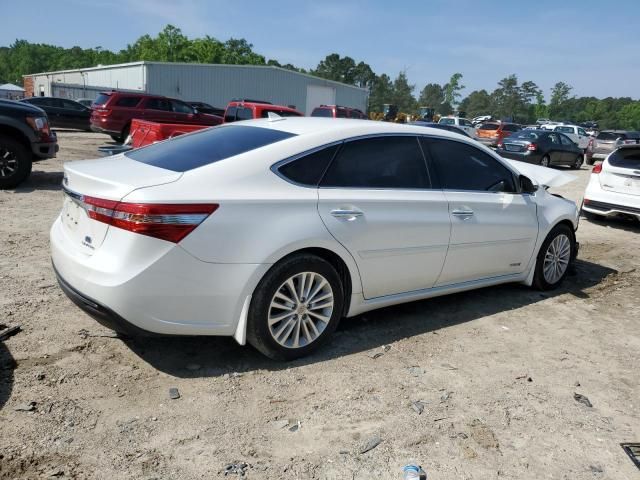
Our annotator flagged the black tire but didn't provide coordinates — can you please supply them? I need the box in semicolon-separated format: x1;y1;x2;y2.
247;253;344;361
585;157;594;166
110;134;123;143
570;154;583;170
540;155;551;168
120;124;131;143
0;135;32;189
532;223;576;291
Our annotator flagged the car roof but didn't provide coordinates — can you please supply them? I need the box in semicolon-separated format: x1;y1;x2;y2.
232;117;469;140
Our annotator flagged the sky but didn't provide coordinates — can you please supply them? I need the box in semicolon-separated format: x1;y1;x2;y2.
1;0;639;100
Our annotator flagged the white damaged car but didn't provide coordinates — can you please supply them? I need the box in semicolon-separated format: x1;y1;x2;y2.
51;118;580;360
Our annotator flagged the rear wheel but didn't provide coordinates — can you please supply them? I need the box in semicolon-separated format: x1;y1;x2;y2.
0;135;32;189
540;155;551;168
247;254;344;360
532;224;575;290
570;154;583;170
110;134;122;142
585;156;594;166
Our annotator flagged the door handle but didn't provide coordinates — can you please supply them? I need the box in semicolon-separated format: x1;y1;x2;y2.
452;209;474;217
330;209;363;220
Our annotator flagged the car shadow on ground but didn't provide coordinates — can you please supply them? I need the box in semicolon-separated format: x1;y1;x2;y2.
122;258;616;378
581;213;640;233
0;341;17;410
13;171;63;193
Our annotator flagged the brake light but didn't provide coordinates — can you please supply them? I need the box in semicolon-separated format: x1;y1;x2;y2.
94;108;111;116
26;116;51;142
82;196;218;243
527;143;538;151
592;163;602;174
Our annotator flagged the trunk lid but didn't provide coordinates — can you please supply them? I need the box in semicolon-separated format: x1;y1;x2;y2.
600;148;640;196
60;154;182;255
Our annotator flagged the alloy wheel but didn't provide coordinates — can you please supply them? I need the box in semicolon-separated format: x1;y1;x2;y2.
543;234;571;284
267;272;334;349
0;146;18;178
574;155;583;169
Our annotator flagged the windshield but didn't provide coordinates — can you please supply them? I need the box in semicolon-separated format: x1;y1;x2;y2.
93;93;111;106
597;131;624;141
608;149;640;169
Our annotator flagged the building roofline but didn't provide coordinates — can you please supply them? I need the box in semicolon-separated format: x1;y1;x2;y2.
23;60;369;93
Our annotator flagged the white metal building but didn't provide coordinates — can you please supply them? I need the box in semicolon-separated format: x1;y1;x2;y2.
23;61;369;114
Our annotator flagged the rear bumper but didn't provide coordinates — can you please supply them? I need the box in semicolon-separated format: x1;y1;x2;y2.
50;217;269;336
90;123;121;136
583;179;640;218
31;137;58;159
497;150;541;164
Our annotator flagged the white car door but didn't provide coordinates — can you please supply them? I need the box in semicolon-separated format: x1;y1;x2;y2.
576;127;590;150
317;135;451;299
459;118;475;136
421;137;539;286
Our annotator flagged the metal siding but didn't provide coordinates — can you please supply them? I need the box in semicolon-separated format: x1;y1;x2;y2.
26;63;368;114
145;64;368;114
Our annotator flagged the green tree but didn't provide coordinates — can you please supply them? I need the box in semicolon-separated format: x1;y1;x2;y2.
368;74;393;113
418;83;445;110
443;73;465;110
459;89;493;119
391;71;416;113
548;81;573;119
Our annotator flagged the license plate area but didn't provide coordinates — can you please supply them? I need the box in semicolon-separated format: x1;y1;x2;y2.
505;144;522;152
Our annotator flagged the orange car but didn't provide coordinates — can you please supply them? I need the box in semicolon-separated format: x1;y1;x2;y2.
476;122;521;147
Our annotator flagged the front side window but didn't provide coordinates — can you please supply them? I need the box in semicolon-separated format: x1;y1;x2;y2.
145;98;172;111
424;138;516;193
171;100;194;114
321;136;430;189
278;145;339;186
547;133;560;144
62;99;85;110
578;128;587;136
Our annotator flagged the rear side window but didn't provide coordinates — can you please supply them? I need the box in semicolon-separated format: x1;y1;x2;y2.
479;123;499;130
424;138;516;193
336;108;348;118
311;108;332;117
93;93;111;106
115;96;142;107
145;98;172;111
172;100;194;114
236;107;253;120
321;136;430;189
608;149;640;169
277;145;339;186
224;106;237;122
125;125;296;172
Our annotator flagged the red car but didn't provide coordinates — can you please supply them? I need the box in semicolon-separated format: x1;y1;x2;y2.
90;92;223;142
310;105;367;119
223;99;303;122
128;119;209;148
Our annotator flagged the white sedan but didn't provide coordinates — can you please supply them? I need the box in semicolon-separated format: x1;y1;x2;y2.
51;118;580;360
582;145;640;221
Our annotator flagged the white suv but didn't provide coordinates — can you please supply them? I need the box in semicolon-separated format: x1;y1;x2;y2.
438;116;475;136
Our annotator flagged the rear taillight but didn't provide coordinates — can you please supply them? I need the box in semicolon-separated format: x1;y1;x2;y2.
82;196;218;243
527;143;537;151
94;108;111;116
592;163;602;174
26;116;51;142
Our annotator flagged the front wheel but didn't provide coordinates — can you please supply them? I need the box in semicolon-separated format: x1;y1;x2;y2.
540;155;551;168
532;224;576;290
0;135;32;189
247;254;344;360
570;154;583;170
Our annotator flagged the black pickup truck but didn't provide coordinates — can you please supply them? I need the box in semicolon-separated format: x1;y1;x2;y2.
0;99;59;188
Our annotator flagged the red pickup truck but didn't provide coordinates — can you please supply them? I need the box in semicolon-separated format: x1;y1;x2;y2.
91;91;223;142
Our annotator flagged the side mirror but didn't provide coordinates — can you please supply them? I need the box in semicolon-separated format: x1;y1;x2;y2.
520;175;538;194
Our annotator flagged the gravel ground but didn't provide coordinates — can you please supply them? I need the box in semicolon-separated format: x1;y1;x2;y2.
1;130;639;479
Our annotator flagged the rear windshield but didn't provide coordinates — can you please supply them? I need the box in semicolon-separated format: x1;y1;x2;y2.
93;93;111;106
597;131;625;141
479;123;499;130
608;149;640;169
125;125;296;172
511;131;540;140
311;108;332;117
